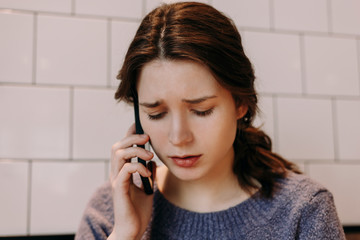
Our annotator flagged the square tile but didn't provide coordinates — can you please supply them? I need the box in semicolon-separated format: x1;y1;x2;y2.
0;0;71;13
0;86;70;159
335;99;360;160
30;161;106;234
213;0;270;29
273;0;328;32
73;88;134;159
242;31;302;94
331;0;360;35
36;15;107;86
111;21;140;87
304;36;359;96
0;161;28;236
308;163;360;225
75;0;142;19
277;97;334;160
0;12;33;83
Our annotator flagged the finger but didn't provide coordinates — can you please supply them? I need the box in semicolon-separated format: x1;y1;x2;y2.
110;135;151;179
115;147;153;162
111;147;153;180
114;162;152;193
111;134;150;155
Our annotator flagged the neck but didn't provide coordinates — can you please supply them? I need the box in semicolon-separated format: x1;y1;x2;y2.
157;159;250;213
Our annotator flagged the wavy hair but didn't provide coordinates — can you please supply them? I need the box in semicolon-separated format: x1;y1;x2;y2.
115;2;300;198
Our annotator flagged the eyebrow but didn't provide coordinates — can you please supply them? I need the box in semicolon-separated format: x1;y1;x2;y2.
139;95;217;108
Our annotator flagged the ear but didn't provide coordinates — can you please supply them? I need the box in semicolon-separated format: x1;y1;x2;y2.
236;104;248;120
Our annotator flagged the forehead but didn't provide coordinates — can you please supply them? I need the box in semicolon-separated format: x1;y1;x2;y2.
137;60;222;99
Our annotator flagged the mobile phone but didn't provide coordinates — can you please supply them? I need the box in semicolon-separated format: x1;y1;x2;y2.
133;94;154;195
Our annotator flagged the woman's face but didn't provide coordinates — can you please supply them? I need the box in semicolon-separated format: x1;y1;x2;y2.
137;60;246;182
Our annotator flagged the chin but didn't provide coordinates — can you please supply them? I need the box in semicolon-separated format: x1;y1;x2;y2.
169;166;205;182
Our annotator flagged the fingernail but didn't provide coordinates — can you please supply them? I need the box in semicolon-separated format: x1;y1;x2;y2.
147;151;153;156
141;134;148;138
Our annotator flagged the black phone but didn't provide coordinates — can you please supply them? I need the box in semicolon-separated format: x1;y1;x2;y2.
133;94;154;195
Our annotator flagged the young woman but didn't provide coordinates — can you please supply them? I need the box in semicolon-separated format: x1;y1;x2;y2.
76;2;345;239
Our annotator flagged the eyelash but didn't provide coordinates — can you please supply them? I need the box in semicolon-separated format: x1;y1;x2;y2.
147;108;214;120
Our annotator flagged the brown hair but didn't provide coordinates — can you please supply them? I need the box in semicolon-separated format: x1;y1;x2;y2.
115;2;300;198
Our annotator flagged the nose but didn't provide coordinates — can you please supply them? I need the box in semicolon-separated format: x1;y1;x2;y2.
168;113;193;146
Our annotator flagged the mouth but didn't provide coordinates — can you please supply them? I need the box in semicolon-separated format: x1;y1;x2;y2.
169;155;202;168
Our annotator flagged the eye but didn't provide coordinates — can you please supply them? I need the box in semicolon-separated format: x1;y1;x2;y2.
147;112;167;120
192;108;214;117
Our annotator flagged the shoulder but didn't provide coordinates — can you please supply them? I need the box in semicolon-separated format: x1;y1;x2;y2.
273;172;345;239
75;181;114;240
276;171;330;201
256;171;335;221
271;172;336;212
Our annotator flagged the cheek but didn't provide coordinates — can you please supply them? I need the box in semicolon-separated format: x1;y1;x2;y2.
208;112;238;145
141;121;166;153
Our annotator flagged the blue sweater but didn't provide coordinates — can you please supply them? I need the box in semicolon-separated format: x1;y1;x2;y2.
75;172;345;239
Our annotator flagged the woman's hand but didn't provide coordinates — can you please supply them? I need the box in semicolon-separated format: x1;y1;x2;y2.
108;124;155;240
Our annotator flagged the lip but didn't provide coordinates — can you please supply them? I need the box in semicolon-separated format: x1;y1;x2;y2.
170;155;202;168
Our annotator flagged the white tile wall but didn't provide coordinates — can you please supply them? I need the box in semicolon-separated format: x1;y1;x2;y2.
0;161;28;236
331;0;360;35
335;100;360;160
304;36;359;96
30;161;106;234
111;20;139;87
73;88;134;159
242;31;302;94
0;12;33;83
213;0;270;29
0;0;71;13
37;15;107;86
0;86;70;159
75;0;142;19
1;0;360;236
308;163;360;225
273;0;328;32
277;97;334;161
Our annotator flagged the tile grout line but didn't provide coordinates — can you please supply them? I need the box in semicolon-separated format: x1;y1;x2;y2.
107;19;112;87
331;98;340;162
357;40;360;95
69;87;74;160
32;13;38;85
142;0;147;17
269;0;275;31
26;160;33;234
71;0;76;16
299;33;307;95
326;0;333;35
272;95;279;153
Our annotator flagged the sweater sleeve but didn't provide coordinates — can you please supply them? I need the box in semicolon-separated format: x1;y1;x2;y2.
75;181;114;240
297;190;345;240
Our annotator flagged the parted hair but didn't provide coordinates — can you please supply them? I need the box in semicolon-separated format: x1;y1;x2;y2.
115;2;300;198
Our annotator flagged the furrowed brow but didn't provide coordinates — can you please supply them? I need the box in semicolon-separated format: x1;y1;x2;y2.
139;100;162;108
182;95;217;104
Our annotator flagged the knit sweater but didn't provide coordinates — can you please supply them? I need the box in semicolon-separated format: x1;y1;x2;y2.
75;172;345;239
